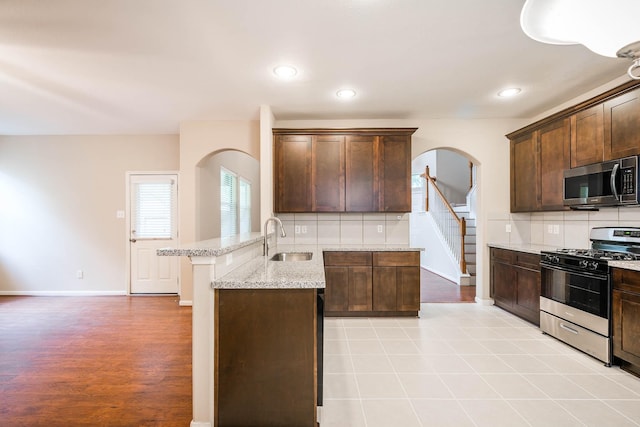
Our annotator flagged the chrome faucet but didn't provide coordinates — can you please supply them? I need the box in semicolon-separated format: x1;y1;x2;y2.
263;216;286;257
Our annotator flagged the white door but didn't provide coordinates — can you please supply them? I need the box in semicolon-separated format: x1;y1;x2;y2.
129;173;179;294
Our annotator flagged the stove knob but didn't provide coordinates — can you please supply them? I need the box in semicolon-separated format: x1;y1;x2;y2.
553;256;560;263
589;261;599;270
579;259;589;268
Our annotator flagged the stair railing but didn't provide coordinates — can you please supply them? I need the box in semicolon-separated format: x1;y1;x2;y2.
421;166;467;274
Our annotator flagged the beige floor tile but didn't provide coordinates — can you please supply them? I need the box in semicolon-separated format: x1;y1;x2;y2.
381;339;420;355
565;374;640;399
522;374;596;399
423;354;475;373
319;399;366;427
397;373;453;398
348;339;385;355
355;373;406;398
324;354;354;373
604;399;640;421
374;326;410;339
411;399;475;427
360;399;421;427
462;399;528;427
344;327;378;340
324;339;350;355
557;400;639;427
438;373;501;399
350;354;394;373
324;373;360;399
480;373;548;399
507;399;584;427
462;354;517;373
497;354;554;373
387;354;434;373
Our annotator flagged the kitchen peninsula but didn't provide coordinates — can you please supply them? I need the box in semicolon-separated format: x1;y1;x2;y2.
158;234;422;427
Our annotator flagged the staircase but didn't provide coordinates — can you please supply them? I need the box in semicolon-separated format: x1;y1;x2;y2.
453;206;476;286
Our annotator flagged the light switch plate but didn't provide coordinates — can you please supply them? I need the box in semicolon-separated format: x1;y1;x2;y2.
116;210;125;218
295;225;301;234
505;224;512;233
377;225;383;233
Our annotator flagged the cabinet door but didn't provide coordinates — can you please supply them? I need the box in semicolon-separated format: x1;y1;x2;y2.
514;267;541;325
274;135;312;212
396;266;420;312
345;135;378;212
312;135;345;212
372;267;397;311
491;260;515;309
325;266;349;312
379;135;411;212
604;88;640;160
612;289;640;366
510;133;539;212
348;266;373;311
539;119;570;210
570;104;604;167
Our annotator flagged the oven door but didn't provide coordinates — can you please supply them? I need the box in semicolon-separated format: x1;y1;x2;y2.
540;263;610;319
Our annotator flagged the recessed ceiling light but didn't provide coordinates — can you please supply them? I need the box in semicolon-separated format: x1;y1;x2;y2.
273;65;297;79
336;88;356;99
497;87;522;97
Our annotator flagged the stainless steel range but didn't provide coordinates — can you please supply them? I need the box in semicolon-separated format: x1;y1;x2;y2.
540;227;640;366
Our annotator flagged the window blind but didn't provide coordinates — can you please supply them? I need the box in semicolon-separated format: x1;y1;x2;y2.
133;180;175;239
220;168;237;238
239;178;251;234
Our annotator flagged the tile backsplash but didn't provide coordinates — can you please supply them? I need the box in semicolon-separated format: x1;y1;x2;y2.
487;207;640;248
275;213;410;245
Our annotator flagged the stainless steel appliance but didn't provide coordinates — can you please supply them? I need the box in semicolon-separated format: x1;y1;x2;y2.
563;156;639;208
540;227;640;365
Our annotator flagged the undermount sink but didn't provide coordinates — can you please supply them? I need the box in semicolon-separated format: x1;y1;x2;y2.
270;252;313;262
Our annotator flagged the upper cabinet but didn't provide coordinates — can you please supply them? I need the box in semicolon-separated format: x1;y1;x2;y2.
273;128;417;213
604;87;640;161
507;80;640;213
510;118;570;212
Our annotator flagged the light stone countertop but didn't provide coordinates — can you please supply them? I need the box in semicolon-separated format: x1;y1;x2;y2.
156;232;264;258
487;242;562;255
609;260;640;272
213;243;423;290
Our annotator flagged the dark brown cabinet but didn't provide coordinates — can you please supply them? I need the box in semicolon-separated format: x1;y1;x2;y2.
490;248;541;325
612;268;640;377
215;289;316;426
570;104;604;168
324;250;420;316
604;87;640;161
508;80;640;212
274;135;312;212
372;252;420;313
273;128;417;213
510;118;570;212
379;135;412;212
312;135;345;212
345;135;378;212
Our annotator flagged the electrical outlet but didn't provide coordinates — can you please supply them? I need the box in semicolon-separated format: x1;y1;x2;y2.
295;225;301;234
505;224;511;233
547;225;553;234
377;225;383;233
553;224;560;235
116;210;125;218
76;270;83;279
301;225;308;234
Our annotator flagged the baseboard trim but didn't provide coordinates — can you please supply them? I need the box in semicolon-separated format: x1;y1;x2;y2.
179;300;193;307
0;290;127;297
190;421;212;427
475;297;494;306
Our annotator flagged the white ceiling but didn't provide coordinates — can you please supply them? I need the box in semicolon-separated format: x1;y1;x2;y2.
0;0;632;135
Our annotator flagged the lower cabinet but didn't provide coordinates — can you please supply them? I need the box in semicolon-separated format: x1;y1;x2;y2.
490;248;541;325
324;250;420;316
612;268;640;377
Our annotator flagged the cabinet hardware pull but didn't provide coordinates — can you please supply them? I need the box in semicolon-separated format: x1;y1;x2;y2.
560;323;579;334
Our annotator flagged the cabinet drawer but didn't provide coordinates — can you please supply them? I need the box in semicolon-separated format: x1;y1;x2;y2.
491;248;514;263
373;251;420;267
613;268;640;294
324;251;372;266
515;252;540;270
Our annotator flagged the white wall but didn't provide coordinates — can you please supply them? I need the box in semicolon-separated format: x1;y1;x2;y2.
0;134;179;294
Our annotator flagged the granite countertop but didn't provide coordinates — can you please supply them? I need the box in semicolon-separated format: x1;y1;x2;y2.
609;260;640;272
487;242;561;255
157;232;264;257
212;243;423;290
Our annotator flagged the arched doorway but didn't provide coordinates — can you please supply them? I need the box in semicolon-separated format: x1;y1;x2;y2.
410;148;478;303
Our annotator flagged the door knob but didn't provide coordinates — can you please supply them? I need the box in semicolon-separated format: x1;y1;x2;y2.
130;238;137;243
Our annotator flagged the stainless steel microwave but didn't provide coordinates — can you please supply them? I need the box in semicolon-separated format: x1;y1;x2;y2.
563;156;639;208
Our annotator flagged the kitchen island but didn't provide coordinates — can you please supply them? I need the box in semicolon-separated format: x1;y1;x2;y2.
158;236;325;427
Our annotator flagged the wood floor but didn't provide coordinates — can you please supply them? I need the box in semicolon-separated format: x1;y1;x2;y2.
0;296;192;427
420;268;476;303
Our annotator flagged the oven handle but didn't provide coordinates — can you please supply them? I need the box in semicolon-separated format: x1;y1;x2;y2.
540;262;608;281
560;323;579;335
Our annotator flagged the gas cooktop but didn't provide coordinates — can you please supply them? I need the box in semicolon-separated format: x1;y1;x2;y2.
552;248;640;261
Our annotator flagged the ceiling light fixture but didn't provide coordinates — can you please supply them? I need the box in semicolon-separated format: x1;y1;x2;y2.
273;65;297;79
336;89;356;99
520;0;640;79
497;88;522;98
